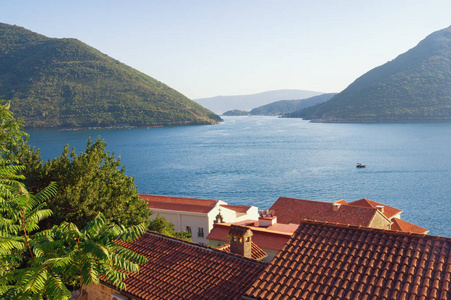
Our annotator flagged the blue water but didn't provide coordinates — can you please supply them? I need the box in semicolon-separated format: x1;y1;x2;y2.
26;116;451;236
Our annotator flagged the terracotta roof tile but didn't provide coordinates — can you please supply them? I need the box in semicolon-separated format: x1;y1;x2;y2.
269;197;379;227
140;194;219;213
266;223;299;233
217;242;268;261
391;218;429;234
207;223;294;252
111;231;267;300
348;198;402;219
244;220;451;300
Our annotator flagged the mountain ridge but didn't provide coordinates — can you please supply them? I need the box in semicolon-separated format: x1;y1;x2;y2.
223;93;336;116
194;89;323;114
0;23;221;128
297;25;451;122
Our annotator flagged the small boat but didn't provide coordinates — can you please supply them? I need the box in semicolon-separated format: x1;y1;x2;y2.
356;163;366;168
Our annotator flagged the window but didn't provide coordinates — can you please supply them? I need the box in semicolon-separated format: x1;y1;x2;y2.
197;227;204;237
186;226;191;234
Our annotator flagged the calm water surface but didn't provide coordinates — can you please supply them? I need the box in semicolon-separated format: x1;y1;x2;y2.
27;117;451;236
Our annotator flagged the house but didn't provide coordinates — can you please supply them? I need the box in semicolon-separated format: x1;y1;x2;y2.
208;197;428;262
216;225;268;261
82;231;268;300
269;197;428;234
139;194;259;243
243;220;451;299
346;198;428;234
207;216;298;262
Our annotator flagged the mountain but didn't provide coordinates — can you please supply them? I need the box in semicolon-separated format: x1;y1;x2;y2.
194;89;323;114
222;109;249;116
298;26;451;122
251;93;336;116
0;23;220;128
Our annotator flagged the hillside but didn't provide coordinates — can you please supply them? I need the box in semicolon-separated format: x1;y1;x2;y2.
0;23;220;128
298;26;451;122
252;93;336;116
194;89;322;114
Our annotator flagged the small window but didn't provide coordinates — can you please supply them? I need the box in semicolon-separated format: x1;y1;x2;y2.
197;227;204;237
186;226;191;234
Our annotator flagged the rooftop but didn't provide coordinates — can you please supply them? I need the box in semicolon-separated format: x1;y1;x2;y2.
207;222;294;252
348;198;402;219
269;197;381;227
140;194;220;213
217;242;268;261
244;220;451;300
391;218;429;234
114;231;267;300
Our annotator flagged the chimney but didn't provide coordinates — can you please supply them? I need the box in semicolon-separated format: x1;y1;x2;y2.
228;225;252;259
376;205;384;214
259;209;277;227
332;203;341;211
259;215;277;227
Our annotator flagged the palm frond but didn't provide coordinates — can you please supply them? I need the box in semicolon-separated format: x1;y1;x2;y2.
115;222;147;242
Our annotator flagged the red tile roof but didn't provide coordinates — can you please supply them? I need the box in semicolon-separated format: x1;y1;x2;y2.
207;223;294;252
113;231;267;300
217;242;268;261
245;220;451;300
220;204;252;213
391;218;429;234
269;197;379;227
265;223;299;233
140;194;219;213
348;198;402;219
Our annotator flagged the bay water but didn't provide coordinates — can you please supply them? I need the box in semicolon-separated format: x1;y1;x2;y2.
27;116;451;236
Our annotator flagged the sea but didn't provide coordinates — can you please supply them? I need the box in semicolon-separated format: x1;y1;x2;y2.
26;116;451;237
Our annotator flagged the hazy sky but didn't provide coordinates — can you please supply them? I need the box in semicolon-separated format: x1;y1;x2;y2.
1;1;451;99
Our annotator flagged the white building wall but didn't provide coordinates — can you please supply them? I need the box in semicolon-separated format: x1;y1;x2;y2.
149;208;211;244
180;214;210;244
235;206;259;222
149;201;259;245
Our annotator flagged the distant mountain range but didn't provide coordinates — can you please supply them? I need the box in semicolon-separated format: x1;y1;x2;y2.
223;93;336;116
194;89;323;114
0;23;220;128
296;25;451;122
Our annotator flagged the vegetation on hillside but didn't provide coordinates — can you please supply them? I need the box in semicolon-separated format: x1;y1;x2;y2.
222;93;336;116
0;23;221;128
252;93;336;116
0;103;147;299
222;109;249;116
297;26;451;122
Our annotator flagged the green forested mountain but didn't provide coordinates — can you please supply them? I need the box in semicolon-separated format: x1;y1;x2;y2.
222;109;249;116
222;93;335;116
0;23;221;127
298;25;451;122
252;93;336;116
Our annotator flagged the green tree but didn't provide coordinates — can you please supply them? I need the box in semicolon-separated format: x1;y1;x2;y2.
0;101;26;156
0;101;148;299
0;169;147;299
38;137;150;229
148;214;192;242
3;99;150;229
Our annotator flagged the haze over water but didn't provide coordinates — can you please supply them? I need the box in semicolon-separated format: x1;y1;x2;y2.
27;117;451;236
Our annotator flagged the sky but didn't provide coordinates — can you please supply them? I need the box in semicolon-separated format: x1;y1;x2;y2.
1;1;451;99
